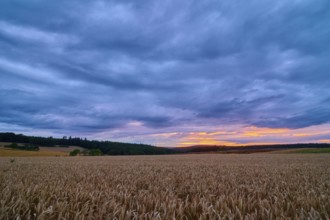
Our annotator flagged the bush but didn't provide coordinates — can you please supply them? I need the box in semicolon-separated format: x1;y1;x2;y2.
5;143;18;148
69;149;80;156
88;149;102;156
23;144;39;151
5;143;39;151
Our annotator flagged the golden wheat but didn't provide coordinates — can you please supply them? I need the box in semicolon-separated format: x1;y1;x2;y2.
0;154;329;219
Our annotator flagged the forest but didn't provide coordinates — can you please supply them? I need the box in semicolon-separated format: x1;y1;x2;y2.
0;132;173;155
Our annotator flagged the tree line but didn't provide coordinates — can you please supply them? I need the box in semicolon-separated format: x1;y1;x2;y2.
0;132;174;155
1;132;329;155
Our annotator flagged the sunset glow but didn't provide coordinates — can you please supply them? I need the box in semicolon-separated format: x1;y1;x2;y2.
172;125;330;147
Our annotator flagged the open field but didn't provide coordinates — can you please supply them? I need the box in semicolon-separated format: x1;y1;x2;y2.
0;143;84;157
1;154;330;219
0;148;68;157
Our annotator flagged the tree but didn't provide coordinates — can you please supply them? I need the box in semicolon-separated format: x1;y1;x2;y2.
7;143;18;148
69;149;80;156
88;149;102;156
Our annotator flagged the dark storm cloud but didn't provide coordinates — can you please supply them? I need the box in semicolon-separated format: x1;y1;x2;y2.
0;0;330;139
254;107;330;129
198;95;285;119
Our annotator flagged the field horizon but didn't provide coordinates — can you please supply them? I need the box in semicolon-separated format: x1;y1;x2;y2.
1;132;330;157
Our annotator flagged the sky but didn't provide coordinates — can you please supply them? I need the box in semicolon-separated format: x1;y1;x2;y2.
0;0;330;147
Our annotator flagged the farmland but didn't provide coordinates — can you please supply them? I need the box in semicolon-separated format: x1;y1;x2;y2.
1;154;330;219
0;142;85;157
0;147;68;157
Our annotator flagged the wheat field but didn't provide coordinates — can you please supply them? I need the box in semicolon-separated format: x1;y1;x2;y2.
0;154;329;219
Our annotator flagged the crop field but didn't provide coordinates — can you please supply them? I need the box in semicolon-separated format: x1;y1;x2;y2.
0;148;68;157
0;143;84;157
0;154;329;219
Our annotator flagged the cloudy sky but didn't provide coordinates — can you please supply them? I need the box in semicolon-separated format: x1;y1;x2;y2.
1;0;330;147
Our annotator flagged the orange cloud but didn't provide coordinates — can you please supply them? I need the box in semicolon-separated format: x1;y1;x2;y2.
148;132;180;138
293;133;313;137
172;124;330;147
319;139;330;143
178;132;237;146
177;127;291;147
292;131;330;137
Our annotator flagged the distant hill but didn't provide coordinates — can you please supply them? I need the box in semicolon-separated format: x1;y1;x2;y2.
0;132;174;155
174;145;224;153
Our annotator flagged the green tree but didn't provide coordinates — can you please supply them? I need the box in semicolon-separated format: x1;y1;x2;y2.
69;149;80;156
88;149;102;156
